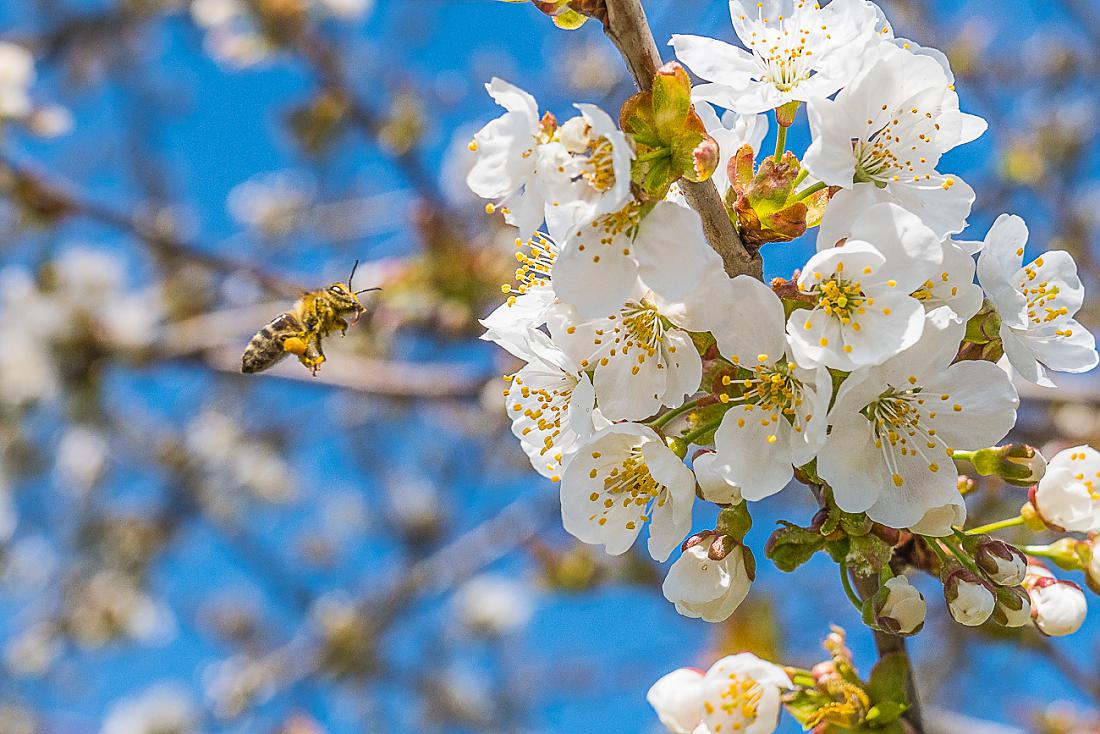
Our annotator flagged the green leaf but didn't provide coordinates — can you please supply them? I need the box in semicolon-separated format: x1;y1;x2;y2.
846;534;893;577
765;521;824;572
866;653;910;708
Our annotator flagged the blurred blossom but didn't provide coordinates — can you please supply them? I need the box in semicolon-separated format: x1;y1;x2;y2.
432;662;495;726
310;592;376;678
203;654;278;719
101;683;199;734
316;0;373;20
66;570;176;648
1052;402;1100;440
562;42;623;93
385;474;443;538
54;425;109;495
317;489;371;542
440;125;481;208
0;536;57;594
227;170;316;238
453;574;534;636
0;41;68;134
27;104;73;138
0;705;36;734
4;622;61;677
189;0;271;68
186;410;294;505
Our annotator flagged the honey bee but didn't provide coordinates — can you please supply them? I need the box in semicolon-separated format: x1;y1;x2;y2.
241;261;378;376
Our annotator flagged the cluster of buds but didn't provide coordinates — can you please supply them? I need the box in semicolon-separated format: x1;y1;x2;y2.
955;443;1047;488
936;535;1030;628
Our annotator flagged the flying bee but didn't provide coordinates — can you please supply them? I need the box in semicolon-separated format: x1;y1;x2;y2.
241;260;379;376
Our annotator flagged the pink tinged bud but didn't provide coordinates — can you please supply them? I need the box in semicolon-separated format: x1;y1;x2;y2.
1028;577;1088;636
646;668;704;734
943;569;996;627
992;586;1032;628
976;539;1028;586
662;544;752;623
691;136;720;182
876;576;926;635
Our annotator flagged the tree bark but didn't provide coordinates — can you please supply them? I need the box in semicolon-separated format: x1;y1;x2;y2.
600;0;763;280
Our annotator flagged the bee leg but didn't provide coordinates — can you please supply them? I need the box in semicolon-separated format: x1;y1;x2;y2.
304;336;326;377
335;317;349;336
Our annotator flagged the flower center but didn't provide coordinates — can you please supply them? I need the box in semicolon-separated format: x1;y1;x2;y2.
853;105;947;188
585;447;665;530
815;276;867;322
581;136;617;193
710;671;763;724
720;358;807;442
503;371;575;480
573;201;642;265
864;381;957;487
501;232;558;305
1019;258;1071;329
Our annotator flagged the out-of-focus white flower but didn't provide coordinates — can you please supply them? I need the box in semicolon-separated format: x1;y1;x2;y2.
804;43;985;238
647;667;704;734
662;542;752;622
385;474;443;536
68;570;175;647
54;425;109;495
976;214;1098;386
820;309;1017;530
0;42;34;119
0;536;57;594
944;569;995;627
228;171;316;238
1034;445;1100;532
203;654;278;719
670;0;879;114
27;104;73;137
101;683;199;734
1025;574;1087;636
315;0;373;20
709;275;831;500
190;0;243;27
4;622;60;677
0;331;58;406
560;423;694;561
453;574;534;635
699;653;793;734
875;575;926;635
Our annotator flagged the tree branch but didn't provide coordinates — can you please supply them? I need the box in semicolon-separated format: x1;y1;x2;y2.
600;0;762;280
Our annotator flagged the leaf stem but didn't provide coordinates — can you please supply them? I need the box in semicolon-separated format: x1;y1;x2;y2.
839;559;863;612
679;415;728;446
792;180;827;202
965;515;1025;535
773;124;787;162
649;398;702;429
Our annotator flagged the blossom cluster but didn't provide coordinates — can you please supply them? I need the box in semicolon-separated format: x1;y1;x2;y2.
473;1;1100;729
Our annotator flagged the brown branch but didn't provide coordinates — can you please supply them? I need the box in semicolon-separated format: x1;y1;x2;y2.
600;0;762;280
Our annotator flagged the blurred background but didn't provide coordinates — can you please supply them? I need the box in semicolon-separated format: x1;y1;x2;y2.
0;0;1097;731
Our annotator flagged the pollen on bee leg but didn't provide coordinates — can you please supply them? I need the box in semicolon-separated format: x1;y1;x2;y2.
282;336;309;355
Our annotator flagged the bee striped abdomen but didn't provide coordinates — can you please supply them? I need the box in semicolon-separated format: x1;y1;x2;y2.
241;312;304;374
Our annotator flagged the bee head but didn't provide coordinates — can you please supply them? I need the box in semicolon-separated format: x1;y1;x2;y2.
326;282;366;314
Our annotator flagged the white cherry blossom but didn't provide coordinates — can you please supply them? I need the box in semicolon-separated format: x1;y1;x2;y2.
709;276;831;500
467;78;570;239
647;668;705;734
670;0;880;114
481;231;559;339
818;309;1018;530
908;495;967;537
976;214;1098;386
699;653;793;734
560;423;695;561
788;203;941;370
549;288;707;422
803;43;986;237
662;543;752;622
1033;445;1100;532
1025;576;1088;636
552;200;720;320
489;327;607;481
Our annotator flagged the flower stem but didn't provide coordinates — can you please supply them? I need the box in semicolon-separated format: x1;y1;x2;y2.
679;416;727;446
1020;544;1059;559
792;167;809;188
965;515;1025;535
942;534;982;575
793;180;827;202
649;398;701;429
773;124;787;162
839;559;863;612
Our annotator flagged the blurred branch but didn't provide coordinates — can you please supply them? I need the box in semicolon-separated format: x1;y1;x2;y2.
600;0;762;280
0;150;306;297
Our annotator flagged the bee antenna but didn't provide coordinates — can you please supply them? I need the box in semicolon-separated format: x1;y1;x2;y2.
347;258;360;290
354;287;381;295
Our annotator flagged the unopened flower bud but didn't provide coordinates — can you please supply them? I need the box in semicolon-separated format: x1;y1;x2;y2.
1032;445;1100;532
1043;538;1089;571
975;538;1028;586
662;544;752;623
646;667;704;734
966;444;1046;487
715;503;752;542
1026;576;1087;636
991;585;1031;628
707;534;737;561
943;568;996;626
870;576;926;635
